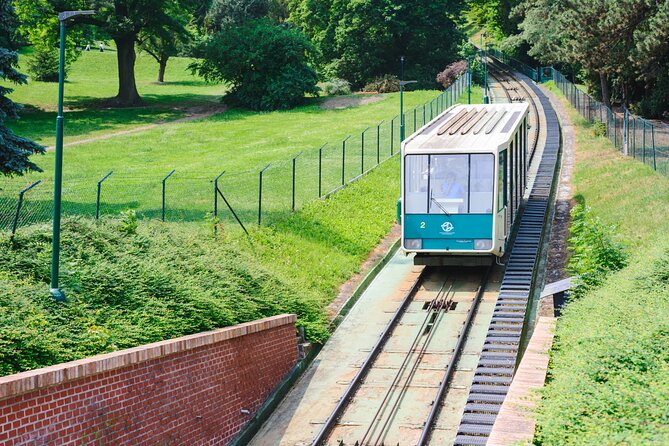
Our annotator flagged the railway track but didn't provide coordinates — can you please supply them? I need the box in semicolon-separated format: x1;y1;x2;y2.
450;56;561;446
312;60;559;446
311;266;494;446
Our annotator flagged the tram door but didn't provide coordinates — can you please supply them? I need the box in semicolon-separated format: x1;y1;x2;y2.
497;149;508;247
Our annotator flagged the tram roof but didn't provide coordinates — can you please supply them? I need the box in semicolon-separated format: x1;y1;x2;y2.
402;103;529;154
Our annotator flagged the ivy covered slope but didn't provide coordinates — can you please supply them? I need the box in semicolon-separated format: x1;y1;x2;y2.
0;158;399;377
536;86;669;444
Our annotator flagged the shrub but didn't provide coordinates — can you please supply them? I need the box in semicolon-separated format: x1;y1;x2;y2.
436;60;467;89
191;18;319;111
592;121;606;137
567;201;627;298
26;46;63;82
117;210;138;236
363;75;400;93
321;78;351;96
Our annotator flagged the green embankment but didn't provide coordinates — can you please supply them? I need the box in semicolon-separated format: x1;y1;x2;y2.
535;82;669;445
0;66;482;377
0;157;399;377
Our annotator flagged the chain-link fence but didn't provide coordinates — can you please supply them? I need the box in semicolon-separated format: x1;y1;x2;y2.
1;74;468;237
553;69;669;176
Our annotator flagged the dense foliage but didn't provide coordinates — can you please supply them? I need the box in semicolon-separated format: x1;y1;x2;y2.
362;75;400;94
510;0;669;116
287;0;464;88
537;241;669;444
0;0;45;176
321;78;351;96
192;18;319;110
0;157;400;376
566;201;627;298
26;45;62;82
15;0;196;106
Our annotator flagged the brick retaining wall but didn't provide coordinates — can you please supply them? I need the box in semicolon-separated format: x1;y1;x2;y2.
0;314;298;445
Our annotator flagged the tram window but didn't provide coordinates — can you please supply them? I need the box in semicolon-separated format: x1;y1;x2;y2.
429;154;468;214
470;154;494;213
498;150;507;211
404;155;428;214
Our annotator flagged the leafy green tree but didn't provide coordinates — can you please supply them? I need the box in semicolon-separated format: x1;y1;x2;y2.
0;0;45;176
512;0;669;113
15;0;195;106
191;18;319;110
137;2;194;82
288;0;464;88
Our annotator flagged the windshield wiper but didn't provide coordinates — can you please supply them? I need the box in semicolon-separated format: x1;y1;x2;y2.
430;190;451;216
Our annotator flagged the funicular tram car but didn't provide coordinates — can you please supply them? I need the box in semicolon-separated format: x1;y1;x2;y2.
400;103;530;265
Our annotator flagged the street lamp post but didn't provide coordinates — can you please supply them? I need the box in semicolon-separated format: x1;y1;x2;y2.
50;10;95;302
467;55;472;104
399;56;417;142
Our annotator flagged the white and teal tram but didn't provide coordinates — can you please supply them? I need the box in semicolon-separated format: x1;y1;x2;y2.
400;103;530;265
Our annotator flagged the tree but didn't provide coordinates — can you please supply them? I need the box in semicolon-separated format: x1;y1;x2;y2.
15;0;194;106
0;0;45;176
512;0;669;113
191;18;319;110
288;0;465;88
138;2;193;82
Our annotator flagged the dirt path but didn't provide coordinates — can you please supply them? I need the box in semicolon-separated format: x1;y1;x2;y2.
46;103;227;151
320;94;384;110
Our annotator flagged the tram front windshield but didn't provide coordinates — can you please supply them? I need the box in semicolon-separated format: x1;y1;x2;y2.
404;154;494;215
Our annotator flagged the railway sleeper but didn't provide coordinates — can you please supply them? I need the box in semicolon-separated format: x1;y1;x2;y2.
453;434;488;446
472;375;513;385
461;413;498;426
464;403;503;414
458;423;493;435
476;367;514;377
470;384;510;395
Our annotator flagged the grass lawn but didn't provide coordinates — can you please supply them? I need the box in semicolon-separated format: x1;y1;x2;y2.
4;47;227;146
1;76;479;227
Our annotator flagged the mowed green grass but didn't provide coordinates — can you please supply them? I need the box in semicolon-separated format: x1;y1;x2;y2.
5;46;226;146
2;45;476;226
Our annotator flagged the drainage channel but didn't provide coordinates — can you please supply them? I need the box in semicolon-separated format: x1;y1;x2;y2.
452;66;562;446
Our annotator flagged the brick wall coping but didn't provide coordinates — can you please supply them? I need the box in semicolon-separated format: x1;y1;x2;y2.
0;314;297;401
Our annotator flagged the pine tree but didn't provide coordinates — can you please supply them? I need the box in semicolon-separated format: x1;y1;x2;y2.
0;0;44;176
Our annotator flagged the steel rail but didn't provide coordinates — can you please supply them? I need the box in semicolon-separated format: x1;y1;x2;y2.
310;268;427;446
488;59;541;164
416;265;493;445
359;280;455;446
367;282;458;446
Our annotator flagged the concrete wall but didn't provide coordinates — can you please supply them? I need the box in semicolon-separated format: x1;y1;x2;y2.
0;314;298;445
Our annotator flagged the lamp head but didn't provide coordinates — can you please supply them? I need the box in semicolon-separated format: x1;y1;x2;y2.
58;10;95;22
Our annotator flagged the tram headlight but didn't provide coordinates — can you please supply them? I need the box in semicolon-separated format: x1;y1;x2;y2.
474;239;493;250
404;239;422;250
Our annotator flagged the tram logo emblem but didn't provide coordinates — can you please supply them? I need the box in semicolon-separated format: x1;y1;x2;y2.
441;221;454;233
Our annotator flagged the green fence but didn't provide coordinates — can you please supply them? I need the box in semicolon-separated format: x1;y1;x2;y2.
552;68;668;176
1;74;468;236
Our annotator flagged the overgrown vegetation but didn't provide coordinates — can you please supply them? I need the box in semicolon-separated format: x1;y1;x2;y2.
566;200;627;298
0;157;400;377
536;240;669;445
536;81;669;444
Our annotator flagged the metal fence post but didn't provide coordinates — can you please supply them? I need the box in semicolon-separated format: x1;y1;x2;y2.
632;117;637;158
258;164;270;226
10;180;42;243
213;170;225;220
292;151;303;211
361;127;370;174
342;135;351;186
162;169;176;222
642;121;646;163
422;104;426;126
318;143;326;197
377;121;383;164
413;108;417;132
651;124;657;171
95;171;113;220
